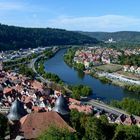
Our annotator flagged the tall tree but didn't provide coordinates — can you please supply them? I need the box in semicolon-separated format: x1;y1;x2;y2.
38;126;78;140
0;114;8;139
113;125;140;140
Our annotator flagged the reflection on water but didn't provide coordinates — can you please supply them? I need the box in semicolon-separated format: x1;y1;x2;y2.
77;70;85;80
44;49;140;102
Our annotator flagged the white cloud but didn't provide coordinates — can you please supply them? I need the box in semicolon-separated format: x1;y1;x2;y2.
47;15;140;31
0;2;23;11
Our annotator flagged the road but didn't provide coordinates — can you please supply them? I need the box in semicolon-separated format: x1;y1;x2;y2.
98;72;140;85
29;48;140;121
28;49;72;93
83;99;140;120
29;47;140;120
29;54;51;83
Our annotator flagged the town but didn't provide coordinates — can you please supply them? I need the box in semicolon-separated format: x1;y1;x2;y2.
0;47;50;62
74;46;140;85
0;56;140;139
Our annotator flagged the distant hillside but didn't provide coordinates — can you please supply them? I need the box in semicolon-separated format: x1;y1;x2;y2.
80;31;140;43
0;24;99;51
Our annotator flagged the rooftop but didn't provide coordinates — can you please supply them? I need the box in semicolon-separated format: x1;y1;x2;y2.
20;112;75;139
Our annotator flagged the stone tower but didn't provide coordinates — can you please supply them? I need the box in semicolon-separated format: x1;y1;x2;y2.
7;99;27;139
53;94;70;121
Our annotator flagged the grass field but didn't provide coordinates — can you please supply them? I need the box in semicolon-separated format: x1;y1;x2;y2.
94;64;123;72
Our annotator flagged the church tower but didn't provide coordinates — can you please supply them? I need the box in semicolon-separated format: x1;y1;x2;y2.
53;94;70;121
7;99;27;139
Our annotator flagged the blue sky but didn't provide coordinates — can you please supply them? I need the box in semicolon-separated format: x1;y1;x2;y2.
0;0;140;31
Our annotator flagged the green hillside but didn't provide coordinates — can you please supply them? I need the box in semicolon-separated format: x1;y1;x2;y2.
0;24;99;51
80;31;140;43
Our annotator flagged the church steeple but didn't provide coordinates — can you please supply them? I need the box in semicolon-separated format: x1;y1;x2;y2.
53;94;70;115
7;99;27;121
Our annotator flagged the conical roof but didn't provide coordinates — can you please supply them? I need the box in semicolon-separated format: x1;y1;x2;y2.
53;95;70;115
7;99;27;121
0;84;3;92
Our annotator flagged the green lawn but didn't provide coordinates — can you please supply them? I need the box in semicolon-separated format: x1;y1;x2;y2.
94;64;123;72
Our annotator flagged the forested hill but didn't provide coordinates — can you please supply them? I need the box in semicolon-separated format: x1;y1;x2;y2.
0;24;99;51
80;31;140;43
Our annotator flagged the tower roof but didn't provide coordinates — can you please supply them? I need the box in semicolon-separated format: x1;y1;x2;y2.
7;99;27;121
53;95;70;115
0;84;3;92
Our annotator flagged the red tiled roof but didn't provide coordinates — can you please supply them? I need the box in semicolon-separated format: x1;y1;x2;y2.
20;112;75;139
9;76;17;81
3;87;12;94
31;80;43;91
69;98;81;105
13;85;22;93
69;104;92;114
32;106;42;112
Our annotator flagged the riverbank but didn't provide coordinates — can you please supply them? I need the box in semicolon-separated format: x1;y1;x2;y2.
33;47;90;96
44;48;140;101
86;70;140;95
96;72;140;94
33;48;69;92
64;48;140;94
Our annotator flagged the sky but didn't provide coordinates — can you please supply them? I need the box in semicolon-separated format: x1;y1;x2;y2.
0;0;140;32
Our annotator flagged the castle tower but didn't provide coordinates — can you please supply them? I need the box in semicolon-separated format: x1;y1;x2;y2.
53;94;70;122
53;94;70;115
0;84;3;101
0;60;3;71
7;99;27;139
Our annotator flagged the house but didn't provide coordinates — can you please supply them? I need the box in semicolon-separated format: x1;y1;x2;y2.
135;67;140;74
3;87;13;95
124;65;140;75
31;80;43;92
108;113;118;123
69;104;92;114
69;98;92;114
115;114;127;124
129;66;137;73
124;115;137;125
69;98;81;105
101;56;110;64
123;65;130;72
84;61;90;69
19;112;75;139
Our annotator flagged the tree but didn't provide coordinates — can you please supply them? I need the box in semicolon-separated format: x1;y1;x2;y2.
119;54;140;66
64;48;77;66
0;114;8;139
70;84;92;99
113;125;140;140
124;85;140;94
84;116;115;140
70;109;140;140
0;24;99;51
38;126;78;140
111;98;140;116
19;65;36;79
70;109;87;139
72;89;81;100
70;109;83;131
81;86;92;97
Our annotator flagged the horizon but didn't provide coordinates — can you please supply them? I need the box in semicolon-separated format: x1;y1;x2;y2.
0;0;140;32
1;23;140;33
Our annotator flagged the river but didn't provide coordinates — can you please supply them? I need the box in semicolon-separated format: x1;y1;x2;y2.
44;49;140;102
